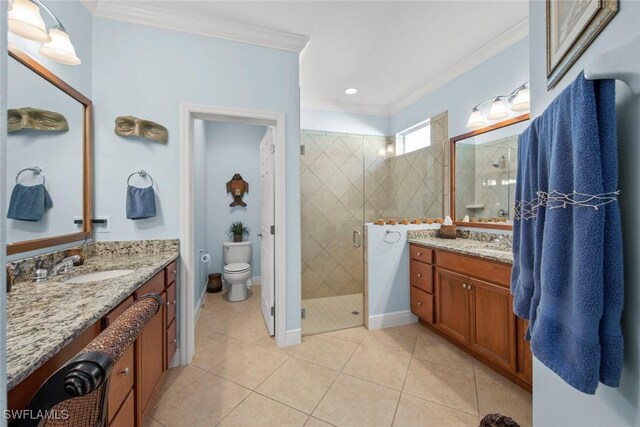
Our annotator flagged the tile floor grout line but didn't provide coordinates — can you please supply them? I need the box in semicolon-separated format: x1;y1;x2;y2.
473;359;482;418
307;334;361;419
390;340;415;426
401;389;482;418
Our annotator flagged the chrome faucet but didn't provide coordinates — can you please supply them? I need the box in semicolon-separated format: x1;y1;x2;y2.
49;255;81;276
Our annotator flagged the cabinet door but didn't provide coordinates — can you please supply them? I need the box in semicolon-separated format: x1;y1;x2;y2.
435;268;470;344
137;290;166;415
469;278;516;371
516;316;533;383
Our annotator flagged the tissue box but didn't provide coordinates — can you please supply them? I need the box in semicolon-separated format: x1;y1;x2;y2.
439;225;457;239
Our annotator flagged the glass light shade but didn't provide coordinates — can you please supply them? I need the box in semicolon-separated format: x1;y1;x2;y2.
40;28;81;65
466;108;485;128
511;87;530;112
487;98;509;120
8;0;51;42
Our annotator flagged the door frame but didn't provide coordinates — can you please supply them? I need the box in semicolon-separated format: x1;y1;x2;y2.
180;103;288;364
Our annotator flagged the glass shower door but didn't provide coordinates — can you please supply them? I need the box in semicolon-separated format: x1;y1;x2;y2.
300;130;365;335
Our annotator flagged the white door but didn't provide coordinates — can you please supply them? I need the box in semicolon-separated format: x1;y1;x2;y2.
260;128;276;336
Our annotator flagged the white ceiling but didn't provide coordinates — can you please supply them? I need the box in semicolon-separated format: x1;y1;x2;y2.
86;1;529;116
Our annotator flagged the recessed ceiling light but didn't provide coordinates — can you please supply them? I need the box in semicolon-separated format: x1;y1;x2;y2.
344;88;358;95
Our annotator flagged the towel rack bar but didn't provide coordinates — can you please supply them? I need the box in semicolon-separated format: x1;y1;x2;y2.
584;32;640;95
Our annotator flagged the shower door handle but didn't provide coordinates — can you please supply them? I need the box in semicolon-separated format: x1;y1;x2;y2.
353;230;361;248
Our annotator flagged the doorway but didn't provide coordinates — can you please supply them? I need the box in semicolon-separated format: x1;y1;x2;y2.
180;104;288;364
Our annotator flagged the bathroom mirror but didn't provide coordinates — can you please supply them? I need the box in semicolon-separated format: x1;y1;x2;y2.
6;46;92;255
450;114;530;230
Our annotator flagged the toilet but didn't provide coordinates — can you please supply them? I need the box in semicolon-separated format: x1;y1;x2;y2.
222;241;252;302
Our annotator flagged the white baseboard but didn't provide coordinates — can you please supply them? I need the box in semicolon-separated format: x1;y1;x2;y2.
368;310;418;330
194;283;208;323
168;350;181;368
277;328;301;347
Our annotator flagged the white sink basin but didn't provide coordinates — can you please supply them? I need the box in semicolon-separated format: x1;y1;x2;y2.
65;270;134;284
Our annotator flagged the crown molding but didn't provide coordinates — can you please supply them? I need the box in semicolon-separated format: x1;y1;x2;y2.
83;1;309;53
387;17;529;116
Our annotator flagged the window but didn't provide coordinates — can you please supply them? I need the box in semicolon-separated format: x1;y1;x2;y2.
396;119;431;155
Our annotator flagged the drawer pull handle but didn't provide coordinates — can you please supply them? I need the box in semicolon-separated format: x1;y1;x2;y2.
172;270;177;275
417;252;422;256
462;284;467;289
417;301;423;306
166;300;177;306
417;273;422;278
172;339;177;344
121;367;130;376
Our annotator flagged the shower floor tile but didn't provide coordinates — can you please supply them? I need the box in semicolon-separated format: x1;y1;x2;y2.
302;293;363;336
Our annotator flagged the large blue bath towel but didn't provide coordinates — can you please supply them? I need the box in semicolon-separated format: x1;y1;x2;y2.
511;73;624;394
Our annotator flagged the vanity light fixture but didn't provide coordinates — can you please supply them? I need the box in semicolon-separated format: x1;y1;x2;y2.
344;88;358;95
510;85;530;112
7;0;50;42
465;82;530;128
8;0;81;65
487;97;509;120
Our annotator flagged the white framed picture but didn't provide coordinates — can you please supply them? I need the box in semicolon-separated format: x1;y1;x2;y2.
546;0;618;89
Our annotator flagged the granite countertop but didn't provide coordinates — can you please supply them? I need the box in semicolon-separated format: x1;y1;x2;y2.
408;231;513;264
6;249;179;390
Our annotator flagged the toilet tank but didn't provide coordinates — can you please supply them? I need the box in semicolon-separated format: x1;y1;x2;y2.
223;241;252;264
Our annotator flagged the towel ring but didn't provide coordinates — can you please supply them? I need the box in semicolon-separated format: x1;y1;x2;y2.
383;230;402;244
127;170;154;188
16;166;45;185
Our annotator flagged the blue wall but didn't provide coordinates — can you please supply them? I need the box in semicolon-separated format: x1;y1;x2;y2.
390;37;530;138
91;18;302;330
204;121;266;280
529;1;640;425
301;108;390;136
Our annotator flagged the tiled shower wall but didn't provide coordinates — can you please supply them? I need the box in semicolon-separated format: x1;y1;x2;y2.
300;112;448;299
455;135;518;219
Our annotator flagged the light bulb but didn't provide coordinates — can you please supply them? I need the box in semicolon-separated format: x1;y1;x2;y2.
466;108;485;128
8;0;51;42
487;98;508;120
40;28;81;65
511;87;530;112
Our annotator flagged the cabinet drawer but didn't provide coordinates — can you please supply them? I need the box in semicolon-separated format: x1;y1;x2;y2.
135;271;165;299
166;260;177;286
109;389;134;427
107;346;134;423
104;296;134;328
410;245;433;264
166;319;177;367
438;251;510;286
166;281;176;324
410;261;433;293
410;286;434;324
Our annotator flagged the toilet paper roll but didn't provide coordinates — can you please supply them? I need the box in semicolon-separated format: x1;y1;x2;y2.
200;253;211;263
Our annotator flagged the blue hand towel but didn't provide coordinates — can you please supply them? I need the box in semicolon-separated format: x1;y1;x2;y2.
126;185;156;220
7;183;53;221
511;73;624;394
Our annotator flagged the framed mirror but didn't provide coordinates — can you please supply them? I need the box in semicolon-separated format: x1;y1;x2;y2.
450;114;530;230
6;46;92;255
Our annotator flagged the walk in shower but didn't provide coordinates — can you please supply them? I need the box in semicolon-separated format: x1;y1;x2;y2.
300;112;448;335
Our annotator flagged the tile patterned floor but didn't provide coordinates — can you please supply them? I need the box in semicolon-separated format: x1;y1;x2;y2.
144;286;532;427
302;293;364;335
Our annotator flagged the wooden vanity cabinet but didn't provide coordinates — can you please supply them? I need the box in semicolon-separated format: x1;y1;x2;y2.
410;243;531;390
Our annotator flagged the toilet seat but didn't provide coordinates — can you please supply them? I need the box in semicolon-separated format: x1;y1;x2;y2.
224;262;250;274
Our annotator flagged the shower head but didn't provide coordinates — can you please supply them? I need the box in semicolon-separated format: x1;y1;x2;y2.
492;155;507;168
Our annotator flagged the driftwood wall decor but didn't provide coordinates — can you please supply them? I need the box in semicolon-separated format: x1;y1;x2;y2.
115;116;168;144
